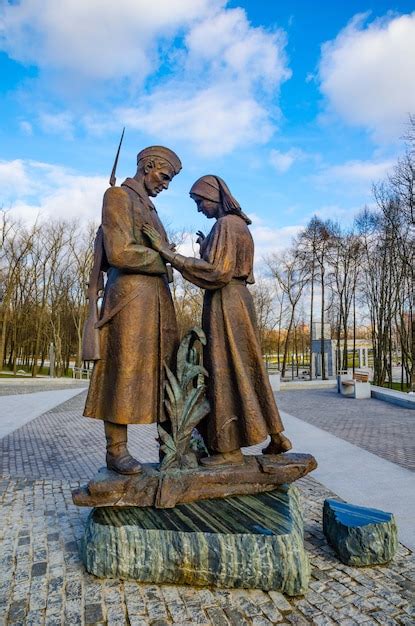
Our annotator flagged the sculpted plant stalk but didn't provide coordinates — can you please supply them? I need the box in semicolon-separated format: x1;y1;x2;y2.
158;327;210;470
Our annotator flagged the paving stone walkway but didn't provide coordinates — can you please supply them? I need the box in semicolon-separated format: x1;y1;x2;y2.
0;381;88;397
0;393;157;481
277;388;415;472
0;386;414;625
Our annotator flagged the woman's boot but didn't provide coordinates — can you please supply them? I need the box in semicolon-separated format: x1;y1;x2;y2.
200;448;244;467
262;432;292;455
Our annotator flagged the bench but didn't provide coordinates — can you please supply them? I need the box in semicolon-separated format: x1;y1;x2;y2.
72;367;92;380
337;370;371;399
342;371;369;384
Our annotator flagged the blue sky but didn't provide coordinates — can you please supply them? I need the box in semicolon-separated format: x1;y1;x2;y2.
1;0;414;258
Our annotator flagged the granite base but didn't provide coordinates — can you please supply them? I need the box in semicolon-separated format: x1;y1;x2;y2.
81;485;310;596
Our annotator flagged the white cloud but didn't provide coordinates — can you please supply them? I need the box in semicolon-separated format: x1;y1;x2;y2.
88;4;290;156
1;159;106;223
175;232;200;258
249;214;302;260
270;150;296;173
269;148;305;173
269;147;317;173
313;204;355;221
313;158;394;187
319;12;415;141
38;112;75;138
116;85;273;156
26;175;106;224
0;160;33;198
0;0;220;81
185;8;290;91
1;2;291;157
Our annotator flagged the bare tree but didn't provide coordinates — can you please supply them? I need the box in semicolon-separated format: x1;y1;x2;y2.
0;211;37;370
267;248;308;378
298;216;319;379
327;225;362;371
356;202;401;386
68;223;96;367
250;278;277;353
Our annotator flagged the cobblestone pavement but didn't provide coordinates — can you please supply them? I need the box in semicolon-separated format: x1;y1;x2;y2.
0;390;414;625
277;389;415;472
1;474;414;626
2;388;413;481
0;393;157;481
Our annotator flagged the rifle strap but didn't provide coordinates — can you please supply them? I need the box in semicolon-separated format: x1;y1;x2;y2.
95;285;143;329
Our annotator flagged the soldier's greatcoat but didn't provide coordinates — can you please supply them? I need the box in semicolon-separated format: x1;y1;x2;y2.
84;178;178;424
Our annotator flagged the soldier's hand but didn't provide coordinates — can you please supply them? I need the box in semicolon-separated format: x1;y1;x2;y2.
142;223;163;251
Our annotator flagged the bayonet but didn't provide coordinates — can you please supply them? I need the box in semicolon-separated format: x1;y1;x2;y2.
109;127;125;186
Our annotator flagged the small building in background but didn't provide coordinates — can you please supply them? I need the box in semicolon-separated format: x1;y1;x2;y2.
311;323;335;377
312;322;373;378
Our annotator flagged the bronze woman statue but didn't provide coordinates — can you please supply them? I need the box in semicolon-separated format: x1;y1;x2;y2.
143;175;291;467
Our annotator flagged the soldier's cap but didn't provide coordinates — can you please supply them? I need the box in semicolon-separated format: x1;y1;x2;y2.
137;146;182;174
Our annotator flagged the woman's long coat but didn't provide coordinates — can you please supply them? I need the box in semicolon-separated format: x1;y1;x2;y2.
173;214;284;452
84;178;178;425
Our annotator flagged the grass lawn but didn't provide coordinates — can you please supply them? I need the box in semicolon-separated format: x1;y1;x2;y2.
376;381;411;392
0;366;74;379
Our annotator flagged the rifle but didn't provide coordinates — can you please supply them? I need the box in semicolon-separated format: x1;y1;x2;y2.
81;226;105;361
81;129;125;361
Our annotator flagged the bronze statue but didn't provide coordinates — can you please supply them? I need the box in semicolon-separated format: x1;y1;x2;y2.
73;163;317;602
83;146;182;475
143;175;292;467
74;324;316;509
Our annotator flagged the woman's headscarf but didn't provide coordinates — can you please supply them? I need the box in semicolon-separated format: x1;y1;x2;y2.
189;175;252;225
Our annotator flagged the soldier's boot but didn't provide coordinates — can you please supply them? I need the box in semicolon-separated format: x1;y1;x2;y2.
104;422;142;475
199;448;244;467
262;432;292;455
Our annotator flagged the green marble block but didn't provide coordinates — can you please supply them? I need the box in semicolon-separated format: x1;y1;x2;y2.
81;485;310;596
323;499;398;566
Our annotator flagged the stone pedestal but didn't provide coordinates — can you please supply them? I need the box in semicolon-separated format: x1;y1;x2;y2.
81;485;310;596
72;453;317;508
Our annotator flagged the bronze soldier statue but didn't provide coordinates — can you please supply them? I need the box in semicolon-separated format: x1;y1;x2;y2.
83;146;181;474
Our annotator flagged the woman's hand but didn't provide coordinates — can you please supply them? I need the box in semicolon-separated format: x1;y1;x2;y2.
196;230;205;246
142;224;164;252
